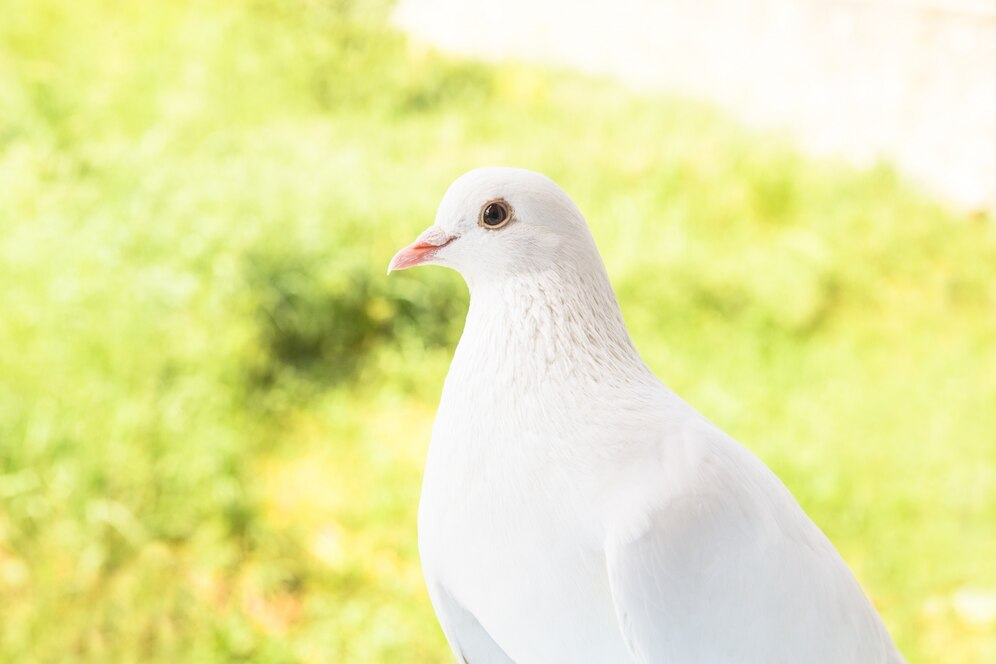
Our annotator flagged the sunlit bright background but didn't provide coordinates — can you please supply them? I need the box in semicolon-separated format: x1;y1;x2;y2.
1;1;994;662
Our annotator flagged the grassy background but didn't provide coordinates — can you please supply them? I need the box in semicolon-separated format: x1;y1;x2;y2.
1;0;994;661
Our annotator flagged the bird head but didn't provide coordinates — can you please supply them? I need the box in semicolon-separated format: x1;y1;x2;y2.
388;167;597;285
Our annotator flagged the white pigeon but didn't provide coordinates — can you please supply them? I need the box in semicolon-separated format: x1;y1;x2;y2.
388;167;904;664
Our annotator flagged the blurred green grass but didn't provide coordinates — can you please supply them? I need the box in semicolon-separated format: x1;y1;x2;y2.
1;0;994;662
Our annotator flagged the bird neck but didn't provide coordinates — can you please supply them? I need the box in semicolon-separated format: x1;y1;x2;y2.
454;264;651;390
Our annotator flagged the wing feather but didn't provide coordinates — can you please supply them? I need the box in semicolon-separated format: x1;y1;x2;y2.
605;418;903;664
425;579;515;664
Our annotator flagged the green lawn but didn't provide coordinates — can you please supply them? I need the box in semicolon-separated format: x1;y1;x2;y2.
1;0;994;662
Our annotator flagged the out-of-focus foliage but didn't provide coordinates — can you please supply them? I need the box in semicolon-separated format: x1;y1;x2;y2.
0;0;993;662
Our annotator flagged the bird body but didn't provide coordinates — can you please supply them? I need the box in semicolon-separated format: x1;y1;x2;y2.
390;168;904;663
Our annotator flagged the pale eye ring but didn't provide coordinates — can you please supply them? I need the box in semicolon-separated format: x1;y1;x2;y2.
479;199;513;229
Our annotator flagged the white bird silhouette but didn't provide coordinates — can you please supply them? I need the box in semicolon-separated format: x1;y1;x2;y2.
389;167;904;664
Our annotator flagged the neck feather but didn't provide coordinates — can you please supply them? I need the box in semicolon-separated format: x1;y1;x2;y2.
454;264;651;390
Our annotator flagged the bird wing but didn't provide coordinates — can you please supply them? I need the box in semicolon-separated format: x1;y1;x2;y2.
604;417;903;664
425;578;515;664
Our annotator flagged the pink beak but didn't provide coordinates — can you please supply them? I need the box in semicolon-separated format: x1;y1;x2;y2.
387;225;457;274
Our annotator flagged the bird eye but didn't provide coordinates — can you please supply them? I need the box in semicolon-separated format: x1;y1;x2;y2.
479;199;512;229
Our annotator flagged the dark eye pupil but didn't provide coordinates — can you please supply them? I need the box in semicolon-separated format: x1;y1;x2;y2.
484;203;507;226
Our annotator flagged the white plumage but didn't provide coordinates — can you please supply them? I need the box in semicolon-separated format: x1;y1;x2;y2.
389;167;904;663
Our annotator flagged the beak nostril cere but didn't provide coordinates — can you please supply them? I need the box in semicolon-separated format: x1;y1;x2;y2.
387;225;457;274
